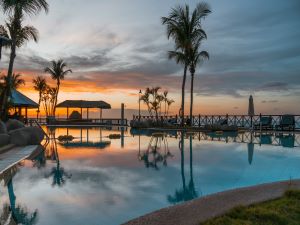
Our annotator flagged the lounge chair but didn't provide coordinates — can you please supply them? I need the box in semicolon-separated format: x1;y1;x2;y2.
167;118;180;126
278;134;295;148
254;116;273;130
260;134;272;145
276;115;295;131
204;118;237;132
217;118;228;126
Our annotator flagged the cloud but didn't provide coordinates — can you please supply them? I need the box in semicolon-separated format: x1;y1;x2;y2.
256;82;289;91
1;0;300;113
261;100;279;103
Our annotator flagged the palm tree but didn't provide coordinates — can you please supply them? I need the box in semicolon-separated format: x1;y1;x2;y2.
0;0;48;16
0;73;25;89
166;99;175;115
44;59;72;115
162;3;211;126
140;90;152;116
163;90;169;115
33;75;47;119
0;11;38;119
149;87;163;119
189;39;209;123
0;0;48;120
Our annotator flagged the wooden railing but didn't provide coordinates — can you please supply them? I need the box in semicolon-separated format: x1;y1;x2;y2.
132;114;300;130
29;117;128;126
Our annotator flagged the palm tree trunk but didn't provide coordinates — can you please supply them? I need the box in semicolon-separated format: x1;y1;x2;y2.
37;92;42;119
181;65;188;126
54;81;60;116
180;132;186;190
189;135;194;184
190;72;195;126
165;100;167;116
0;43;16;120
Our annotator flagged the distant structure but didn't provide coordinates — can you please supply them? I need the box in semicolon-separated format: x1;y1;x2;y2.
248;95;255;116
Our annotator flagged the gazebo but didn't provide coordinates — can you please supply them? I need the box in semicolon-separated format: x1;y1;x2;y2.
56;100;111;120
10;90;39;122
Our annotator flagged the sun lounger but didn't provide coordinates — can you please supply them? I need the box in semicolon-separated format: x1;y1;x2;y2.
254;116;273;130
276;115;295;131
278;135;295;148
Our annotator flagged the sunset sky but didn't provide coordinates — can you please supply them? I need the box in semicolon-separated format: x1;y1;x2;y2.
1;0;300;117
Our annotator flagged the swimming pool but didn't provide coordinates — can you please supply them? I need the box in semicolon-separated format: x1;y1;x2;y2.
0;127;299;225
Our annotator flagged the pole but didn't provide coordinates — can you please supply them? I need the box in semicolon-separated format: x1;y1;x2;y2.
138;89;142;122
121;103;125;126
25;108;28;124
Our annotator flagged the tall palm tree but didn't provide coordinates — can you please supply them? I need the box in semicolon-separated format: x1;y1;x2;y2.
33;75;47;119
44;59;72;115
162;3;211;126
189;39;209;123
0;12;38;119
0;0;48;120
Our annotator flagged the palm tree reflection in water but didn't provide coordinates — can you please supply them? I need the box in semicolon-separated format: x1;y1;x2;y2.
44;128;72;187
0;166;38;225
167;132;198;204
138;133;173;170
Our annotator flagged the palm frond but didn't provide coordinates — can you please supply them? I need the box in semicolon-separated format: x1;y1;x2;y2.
0;0;49;16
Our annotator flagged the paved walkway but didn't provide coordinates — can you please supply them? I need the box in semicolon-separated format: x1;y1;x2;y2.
0;145;40;174
123;180;300;225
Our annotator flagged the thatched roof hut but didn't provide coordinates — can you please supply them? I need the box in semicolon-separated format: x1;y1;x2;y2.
56;100;111;109
56;100;111;120
11;90;38;108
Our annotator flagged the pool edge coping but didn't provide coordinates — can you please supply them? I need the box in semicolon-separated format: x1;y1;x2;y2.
122;179;300;225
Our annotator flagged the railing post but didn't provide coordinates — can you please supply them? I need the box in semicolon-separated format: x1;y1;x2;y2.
199;114;201;127
259;113;262;131
242;115;244;127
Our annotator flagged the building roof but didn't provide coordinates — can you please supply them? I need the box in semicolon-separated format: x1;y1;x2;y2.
11;90;39;108
56;100;111;109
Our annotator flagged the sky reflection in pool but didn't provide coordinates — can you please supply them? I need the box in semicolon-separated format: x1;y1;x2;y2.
0;127;299;225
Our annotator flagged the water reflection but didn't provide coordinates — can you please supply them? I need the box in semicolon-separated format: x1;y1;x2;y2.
168;133;197;204
0;128;298;225
44;128;72;187
58;127;112;149
0;166;38;225
138;133;173;170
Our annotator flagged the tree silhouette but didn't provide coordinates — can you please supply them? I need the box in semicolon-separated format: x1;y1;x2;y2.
167;133;197;204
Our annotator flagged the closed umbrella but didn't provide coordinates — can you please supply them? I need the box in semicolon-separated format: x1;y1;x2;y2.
248;95;254;116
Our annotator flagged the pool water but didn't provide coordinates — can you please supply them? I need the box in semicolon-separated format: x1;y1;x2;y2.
0;127;299;225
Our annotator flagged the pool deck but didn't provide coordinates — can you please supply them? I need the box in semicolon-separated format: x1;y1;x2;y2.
123;179;300;225
0;145;41;174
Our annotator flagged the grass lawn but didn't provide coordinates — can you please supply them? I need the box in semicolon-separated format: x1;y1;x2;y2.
201;190;300;225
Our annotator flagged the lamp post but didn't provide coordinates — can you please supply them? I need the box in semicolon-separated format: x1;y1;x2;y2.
138;89;142;121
